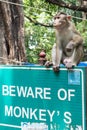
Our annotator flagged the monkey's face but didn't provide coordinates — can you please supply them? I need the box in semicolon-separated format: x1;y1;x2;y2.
53;13;70;29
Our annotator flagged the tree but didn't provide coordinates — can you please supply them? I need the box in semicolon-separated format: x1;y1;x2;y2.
0;0;26;64
46;0;87;13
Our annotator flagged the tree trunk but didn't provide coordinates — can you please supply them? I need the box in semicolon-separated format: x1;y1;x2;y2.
0;0;26;64
78;0;87;19
82;0;87;19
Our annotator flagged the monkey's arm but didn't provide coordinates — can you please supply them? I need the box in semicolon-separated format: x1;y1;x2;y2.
52;43;62;67
52;43;63;71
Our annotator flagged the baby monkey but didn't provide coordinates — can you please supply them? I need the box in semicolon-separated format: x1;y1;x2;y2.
45;12;84;71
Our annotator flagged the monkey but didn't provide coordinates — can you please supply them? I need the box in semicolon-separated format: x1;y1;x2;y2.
45;12;84;71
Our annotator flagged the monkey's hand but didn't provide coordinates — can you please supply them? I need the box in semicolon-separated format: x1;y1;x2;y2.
66;41;75;52
45;61;53;68
45;61;60;72
53;65;60;72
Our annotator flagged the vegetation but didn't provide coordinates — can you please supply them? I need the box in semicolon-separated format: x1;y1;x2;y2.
0;0;87;64
24;0;87;64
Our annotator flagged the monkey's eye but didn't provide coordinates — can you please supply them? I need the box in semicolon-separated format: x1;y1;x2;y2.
54;16;60;20
57;16;60;19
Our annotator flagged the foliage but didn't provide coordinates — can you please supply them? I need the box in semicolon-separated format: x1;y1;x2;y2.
25;23;54;63
24;0;87;64
24;0;56;63
76;21;87;45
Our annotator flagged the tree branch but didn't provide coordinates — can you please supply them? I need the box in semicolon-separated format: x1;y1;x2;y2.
25;15;53;27
46;0;87;12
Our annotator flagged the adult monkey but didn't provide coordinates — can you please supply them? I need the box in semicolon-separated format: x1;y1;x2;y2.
45;12;84;71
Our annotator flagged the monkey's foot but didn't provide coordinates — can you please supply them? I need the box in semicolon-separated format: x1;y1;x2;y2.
63;59;76;69
53;65;60;72
65;63;75;69
45;61;53;68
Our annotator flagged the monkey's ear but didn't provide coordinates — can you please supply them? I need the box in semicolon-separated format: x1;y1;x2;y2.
67;15;72;20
